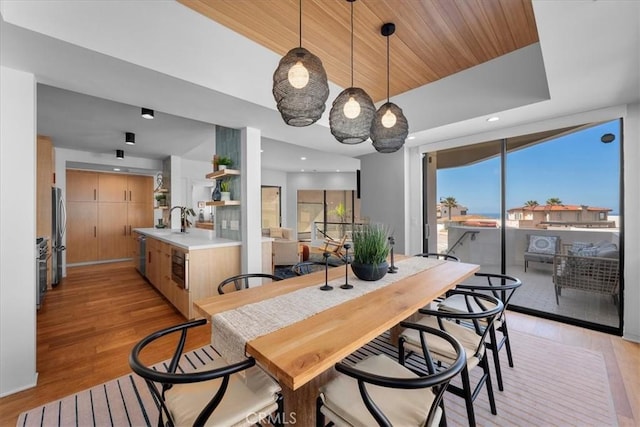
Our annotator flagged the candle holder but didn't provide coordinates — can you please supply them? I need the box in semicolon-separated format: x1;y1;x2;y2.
388;236;398;273
340;243;353;289
319;252;333;291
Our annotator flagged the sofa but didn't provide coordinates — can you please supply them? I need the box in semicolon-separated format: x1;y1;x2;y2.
552;241;620;307
263;227;300;267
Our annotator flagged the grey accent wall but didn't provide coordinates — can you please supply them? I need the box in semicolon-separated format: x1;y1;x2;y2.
216;126;241;241
359;149;407;253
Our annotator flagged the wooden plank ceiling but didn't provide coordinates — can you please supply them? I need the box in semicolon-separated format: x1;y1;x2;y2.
179;0;539;102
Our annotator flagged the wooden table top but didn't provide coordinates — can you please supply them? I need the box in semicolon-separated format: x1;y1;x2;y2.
193;259;479;391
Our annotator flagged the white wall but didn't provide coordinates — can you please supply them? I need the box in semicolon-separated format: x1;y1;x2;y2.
285;172;357;238
0;66;38;397
623;101;640;341
359;149;408;253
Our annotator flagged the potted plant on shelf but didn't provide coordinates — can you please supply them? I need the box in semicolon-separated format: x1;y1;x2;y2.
351;223;390;281
219;178;232;201
217;156;233;171
155;193;167;207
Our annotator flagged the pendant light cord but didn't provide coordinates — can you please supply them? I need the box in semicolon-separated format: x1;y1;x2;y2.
350;1;354;87
386;32;390;103
298;0;302;47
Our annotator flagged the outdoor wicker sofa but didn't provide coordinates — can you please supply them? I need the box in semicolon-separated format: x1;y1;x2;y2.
552;242;620;307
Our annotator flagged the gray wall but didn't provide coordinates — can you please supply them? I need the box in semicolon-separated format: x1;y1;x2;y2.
358;149;407;253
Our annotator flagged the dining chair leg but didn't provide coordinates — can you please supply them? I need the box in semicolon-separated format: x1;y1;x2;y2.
482;356;498;416
315;396;325;427
501;320;515;368
489;326;504;391
460;366;476;427
268;394;285;427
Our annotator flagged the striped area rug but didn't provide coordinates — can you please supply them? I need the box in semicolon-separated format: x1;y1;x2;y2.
17;330;616;426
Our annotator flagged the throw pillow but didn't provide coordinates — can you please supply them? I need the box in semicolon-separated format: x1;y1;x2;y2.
528;235;558;254
270;228;283;239
570;241;593;252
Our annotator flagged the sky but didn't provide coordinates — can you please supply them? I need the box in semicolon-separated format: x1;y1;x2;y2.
437;119;621;215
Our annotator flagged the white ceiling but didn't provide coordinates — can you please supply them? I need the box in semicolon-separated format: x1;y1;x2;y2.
0;1;638;174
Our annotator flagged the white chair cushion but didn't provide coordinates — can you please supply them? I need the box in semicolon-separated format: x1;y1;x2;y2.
165;358;280;427
400;316;483;367
320;354;441;427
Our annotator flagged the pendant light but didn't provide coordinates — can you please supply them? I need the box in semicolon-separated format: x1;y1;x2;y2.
370;23;409;153
329;0;375;144
273;0;329;127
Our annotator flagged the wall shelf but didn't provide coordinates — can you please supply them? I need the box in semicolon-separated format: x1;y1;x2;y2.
205;200;240;207
205;169;241;180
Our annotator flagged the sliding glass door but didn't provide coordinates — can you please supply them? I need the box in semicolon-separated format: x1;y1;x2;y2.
504;121;621;330
428;119;623;333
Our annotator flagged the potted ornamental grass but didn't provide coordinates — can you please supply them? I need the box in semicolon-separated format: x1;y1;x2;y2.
351;223;390;281
217;156;233;170
220;178;232;201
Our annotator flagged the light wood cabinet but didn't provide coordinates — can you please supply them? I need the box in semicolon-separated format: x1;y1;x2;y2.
127;175;153;204
66;201;98;263
66;170;153;264
37;135;54;285
98;174;128;202
127;202;153;256
145;237;161;288
67;170;98;202
141;236;241;319
97;202;129;260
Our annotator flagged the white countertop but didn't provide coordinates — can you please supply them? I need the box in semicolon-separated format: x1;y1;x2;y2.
134;228;242;250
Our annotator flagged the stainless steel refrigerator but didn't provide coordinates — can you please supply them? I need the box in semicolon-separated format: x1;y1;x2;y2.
51;187;66;286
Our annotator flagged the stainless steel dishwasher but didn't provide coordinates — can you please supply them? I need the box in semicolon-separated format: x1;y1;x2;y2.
136;234;146;276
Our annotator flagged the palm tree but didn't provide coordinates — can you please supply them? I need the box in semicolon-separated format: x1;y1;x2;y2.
524;200;539;208
546;197;563;205
441;197;458;221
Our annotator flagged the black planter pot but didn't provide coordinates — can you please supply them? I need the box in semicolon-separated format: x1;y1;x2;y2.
351;261;388;281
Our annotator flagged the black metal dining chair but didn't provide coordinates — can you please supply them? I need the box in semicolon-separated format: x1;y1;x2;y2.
317;324;466;427
217;273;282;294
438;272;522;391
398;291;503;427
129;319;283;427
414;252;461;262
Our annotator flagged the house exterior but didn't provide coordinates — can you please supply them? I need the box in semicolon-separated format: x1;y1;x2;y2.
507;204;615;228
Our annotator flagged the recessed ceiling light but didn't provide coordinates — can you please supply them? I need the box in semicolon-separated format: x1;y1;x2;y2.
301;156;307;160
260;149;264;153
487;116;500;122
336;169;340;172
141;108;154;119
407;136;415;140
125;132;135;145
113;168;121;171
301;169;305;172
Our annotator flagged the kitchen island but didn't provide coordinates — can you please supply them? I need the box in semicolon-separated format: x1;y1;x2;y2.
134;228;244;319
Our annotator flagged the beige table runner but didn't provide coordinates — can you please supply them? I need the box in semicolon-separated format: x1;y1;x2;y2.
213;257;445;363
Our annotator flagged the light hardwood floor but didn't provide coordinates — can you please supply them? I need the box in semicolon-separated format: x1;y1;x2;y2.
0;262;638;426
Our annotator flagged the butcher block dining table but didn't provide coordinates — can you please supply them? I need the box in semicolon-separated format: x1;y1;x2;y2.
193;255;480;425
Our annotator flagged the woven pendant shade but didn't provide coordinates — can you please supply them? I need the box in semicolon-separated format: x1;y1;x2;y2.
371;102;409;153
273;47;329;127
330;88;375;144
370;23;409;153
329;0;375;144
